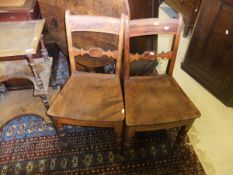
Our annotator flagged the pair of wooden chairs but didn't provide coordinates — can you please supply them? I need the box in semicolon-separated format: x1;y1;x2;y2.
48;10;200;154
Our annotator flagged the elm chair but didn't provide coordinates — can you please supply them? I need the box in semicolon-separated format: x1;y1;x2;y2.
48;10;125;151
123;14;200;154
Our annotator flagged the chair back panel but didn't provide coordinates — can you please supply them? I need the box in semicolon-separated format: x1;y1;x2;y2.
65;10;125;78
69;15;121;35
124;15;182;79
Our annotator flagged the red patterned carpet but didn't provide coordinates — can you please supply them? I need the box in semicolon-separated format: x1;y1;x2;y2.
0;115;205;175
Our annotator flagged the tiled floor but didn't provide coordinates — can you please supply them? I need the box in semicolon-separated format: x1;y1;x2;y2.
159;3;233;175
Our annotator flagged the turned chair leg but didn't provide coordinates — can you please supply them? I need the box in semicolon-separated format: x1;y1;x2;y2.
114;122;123;153
123;126;135;156
173;121;194;151
53;121;69;148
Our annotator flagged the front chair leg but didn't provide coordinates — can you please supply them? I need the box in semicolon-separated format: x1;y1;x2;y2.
123;126;135;156
114;122;123;154
54;121;69;148
173;121;194;151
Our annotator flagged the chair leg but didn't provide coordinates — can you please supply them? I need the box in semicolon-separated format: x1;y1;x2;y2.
123;126;135;156
53;121;69;148
173;121;194;151
114;122;123;153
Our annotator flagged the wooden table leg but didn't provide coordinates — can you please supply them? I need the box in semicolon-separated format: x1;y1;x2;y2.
40;35;49;62
0;83;7;98
26;54;49;109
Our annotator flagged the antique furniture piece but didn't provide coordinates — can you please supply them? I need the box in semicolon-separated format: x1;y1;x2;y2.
0;20;53;109
123;15;200;154
165;0;202;37
38;0;159;70
182;0;233;107
47;11;125;151
0;0;40;22
0;0;41;90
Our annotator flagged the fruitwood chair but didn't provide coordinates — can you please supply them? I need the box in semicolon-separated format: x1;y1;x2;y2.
123;14;200;154
48;10;125;151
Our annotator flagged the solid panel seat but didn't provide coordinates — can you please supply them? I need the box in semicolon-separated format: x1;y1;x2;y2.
48;72;124;122
125;76;200;126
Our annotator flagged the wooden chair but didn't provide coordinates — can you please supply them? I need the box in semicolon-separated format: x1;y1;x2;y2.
47;10;125;151
123;14;201;154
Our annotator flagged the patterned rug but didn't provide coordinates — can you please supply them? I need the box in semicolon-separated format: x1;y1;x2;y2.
0;115;205;175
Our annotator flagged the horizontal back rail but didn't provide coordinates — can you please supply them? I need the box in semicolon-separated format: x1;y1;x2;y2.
69;15;121;35
129;18;180;37
73;47;118;59
129;51;173;62
124;14;182;79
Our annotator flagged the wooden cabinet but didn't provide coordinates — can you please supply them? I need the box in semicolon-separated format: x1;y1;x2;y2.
182;0;233;107
165;0;202;36
0;0;40;22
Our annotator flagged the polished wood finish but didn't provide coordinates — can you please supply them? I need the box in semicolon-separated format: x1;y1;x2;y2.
165;0;202;37
182;0;233;107
125;76;199;125
48;73;124;122
123;14;200;154
48;11;125;151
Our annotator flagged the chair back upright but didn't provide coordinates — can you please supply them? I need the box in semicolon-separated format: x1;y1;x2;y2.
124;14;183;79
65;10;125;79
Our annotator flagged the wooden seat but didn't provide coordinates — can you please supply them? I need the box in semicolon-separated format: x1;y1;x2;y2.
48;10;125;151
48;72;124;122
123;14;201;154
125;76;199;126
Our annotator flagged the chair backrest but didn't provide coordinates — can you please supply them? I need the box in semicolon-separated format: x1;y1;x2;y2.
124;14;182;79
65;10;125;78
